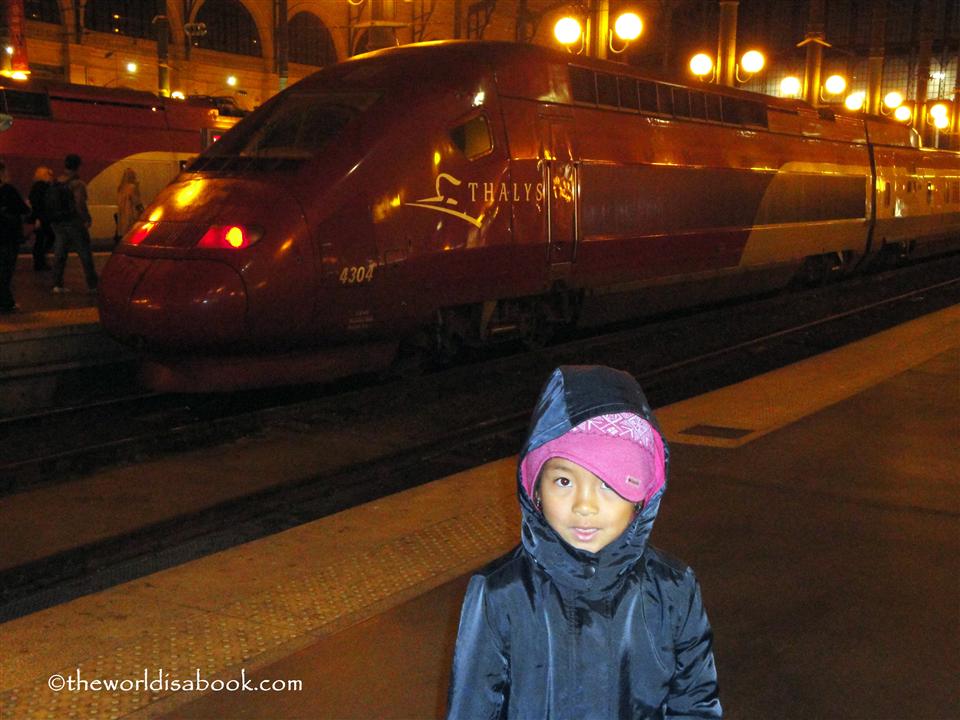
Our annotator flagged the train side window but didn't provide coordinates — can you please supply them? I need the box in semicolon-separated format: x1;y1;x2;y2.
569;66;597;104
637;80;658;112
450;114;493;160
596;72;619;107
1;89;51;117
618;76;639;110
656;84;673;115
672;87;691;118
704;93;722;122
689;90;707;120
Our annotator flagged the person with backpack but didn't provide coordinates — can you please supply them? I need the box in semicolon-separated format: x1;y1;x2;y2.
0;160;30;313
48;153;98;294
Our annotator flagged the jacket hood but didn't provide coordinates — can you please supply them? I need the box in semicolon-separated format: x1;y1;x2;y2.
518;365;670;594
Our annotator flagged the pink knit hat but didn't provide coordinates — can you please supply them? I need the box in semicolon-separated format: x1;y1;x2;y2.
521;413;666;504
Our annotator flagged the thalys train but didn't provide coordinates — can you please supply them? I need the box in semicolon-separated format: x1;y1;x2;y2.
97;41;960;391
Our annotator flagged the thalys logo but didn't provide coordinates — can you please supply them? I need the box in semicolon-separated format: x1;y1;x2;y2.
406;173;545;228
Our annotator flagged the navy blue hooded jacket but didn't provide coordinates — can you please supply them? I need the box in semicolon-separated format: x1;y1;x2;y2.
447;366;721;719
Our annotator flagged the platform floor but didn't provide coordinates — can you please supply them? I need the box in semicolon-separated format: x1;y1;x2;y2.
0;306;957;720
0;253;108;333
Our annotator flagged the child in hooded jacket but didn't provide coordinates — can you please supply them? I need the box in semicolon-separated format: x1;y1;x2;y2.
447;365;721;719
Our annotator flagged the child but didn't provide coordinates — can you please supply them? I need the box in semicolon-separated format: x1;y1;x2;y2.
447;365;721;719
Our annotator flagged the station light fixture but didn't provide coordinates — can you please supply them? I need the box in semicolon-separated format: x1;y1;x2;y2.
933;114;949;130
823;74;846;96
126;62;137;74
226;75;238;87
883;91;904;110
893;105;912;122
690;53;713;79
171;90;185;100
780;76;801;97
613;13;643;42
844;91;866;111
554;17;582;47
929;102;949;121
4;46;13;55
740;50;765;75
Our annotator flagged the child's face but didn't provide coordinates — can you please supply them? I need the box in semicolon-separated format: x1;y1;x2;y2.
538;458;638;552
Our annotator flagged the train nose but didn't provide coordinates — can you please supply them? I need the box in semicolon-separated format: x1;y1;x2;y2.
99;253;247;350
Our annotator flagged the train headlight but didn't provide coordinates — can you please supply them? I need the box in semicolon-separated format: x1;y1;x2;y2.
196;224;264;250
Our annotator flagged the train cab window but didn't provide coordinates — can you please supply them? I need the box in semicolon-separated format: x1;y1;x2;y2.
569;67;597;104
688;90;707;120
1;89;51;117
704;93;722;122
596;72;619;107
450;114;492;160
656;84;673;115
637;81;658;113
672;87;691;118
618;76;639;110
204;91;379;159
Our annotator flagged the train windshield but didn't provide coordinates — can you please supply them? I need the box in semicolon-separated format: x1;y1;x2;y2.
204;91;380;159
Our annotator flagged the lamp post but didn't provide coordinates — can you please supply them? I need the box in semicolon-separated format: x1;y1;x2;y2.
716;1;738;87
553;7;643;58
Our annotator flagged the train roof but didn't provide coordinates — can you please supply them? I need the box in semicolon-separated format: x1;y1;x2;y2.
332;40;919;148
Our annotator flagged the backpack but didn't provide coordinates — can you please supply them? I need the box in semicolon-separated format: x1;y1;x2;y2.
45;181;77;222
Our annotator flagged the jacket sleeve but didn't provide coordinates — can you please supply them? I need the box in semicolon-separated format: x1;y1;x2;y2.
665;569;722;718
446;574;510;720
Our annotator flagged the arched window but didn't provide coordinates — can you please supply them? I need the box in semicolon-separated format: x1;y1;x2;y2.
288;12;336;67
194;0;262;57
84;0;163;39
25;0;62;24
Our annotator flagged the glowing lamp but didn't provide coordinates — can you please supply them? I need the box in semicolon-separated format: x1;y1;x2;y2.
894;105;912;122
780;76;801;97
740;50;765;74
614;13;643;42
824;75;846;95
933;114;949;130
554;17;582;45
883;91;904;110
844;92;865;111
126;62;137;73
226;75;238;87
171;90;185;100
690;53;713;77
929;103;949;120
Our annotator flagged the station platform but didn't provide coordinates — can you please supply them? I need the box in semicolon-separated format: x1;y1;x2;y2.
0;253;131;418
0;305;957;720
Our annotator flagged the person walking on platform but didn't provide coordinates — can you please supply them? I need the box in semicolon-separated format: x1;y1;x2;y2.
0;160;30;313
28;166;55;271
48;153;98;294
447;365;721;719
114;167;143;244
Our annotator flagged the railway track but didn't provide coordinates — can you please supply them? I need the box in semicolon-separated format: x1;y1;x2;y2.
2;252;959;494
1;253;958;620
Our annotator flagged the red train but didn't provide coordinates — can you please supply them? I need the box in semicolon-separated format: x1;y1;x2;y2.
0;80;240;240
97;41;960;391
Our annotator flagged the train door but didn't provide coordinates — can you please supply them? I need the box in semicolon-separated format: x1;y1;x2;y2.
539;116;579;267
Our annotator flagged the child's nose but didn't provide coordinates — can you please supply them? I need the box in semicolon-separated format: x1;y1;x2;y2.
573;488;598;515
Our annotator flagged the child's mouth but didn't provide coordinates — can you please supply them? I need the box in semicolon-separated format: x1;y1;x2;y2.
572;527;600;542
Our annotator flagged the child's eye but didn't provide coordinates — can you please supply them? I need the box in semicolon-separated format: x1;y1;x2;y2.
553;476;572;487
